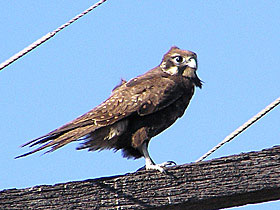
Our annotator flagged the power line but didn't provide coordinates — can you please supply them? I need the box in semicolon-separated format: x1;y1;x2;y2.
196;96;280;162
0;0;107;71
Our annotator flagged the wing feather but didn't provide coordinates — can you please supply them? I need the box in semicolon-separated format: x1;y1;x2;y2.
16;72;184;158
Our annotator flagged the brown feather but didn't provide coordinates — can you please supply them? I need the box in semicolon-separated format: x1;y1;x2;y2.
16;46;202;160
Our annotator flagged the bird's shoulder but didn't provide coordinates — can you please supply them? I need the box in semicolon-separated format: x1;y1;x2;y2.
108;67;187;116
31;68;189;138
71;67;187;127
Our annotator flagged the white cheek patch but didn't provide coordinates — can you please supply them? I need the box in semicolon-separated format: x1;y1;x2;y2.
187;58;197;69
165;66;178;75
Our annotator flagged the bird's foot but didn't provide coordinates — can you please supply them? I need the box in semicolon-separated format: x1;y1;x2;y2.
146;161;176;173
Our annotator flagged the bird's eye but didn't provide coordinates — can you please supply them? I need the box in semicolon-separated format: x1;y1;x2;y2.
173;56;185;64
175;56;183;63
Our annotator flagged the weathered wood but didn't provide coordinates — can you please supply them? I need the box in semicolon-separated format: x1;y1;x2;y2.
1;146;280;210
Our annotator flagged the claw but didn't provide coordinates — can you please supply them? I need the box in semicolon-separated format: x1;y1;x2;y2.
146;164;165;173
158;161;176;167
146;161;176;173
139;142;176;173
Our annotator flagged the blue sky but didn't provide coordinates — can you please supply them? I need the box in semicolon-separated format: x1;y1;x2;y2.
1;1;280;209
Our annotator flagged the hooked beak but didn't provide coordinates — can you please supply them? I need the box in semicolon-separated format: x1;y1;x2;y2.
183;57;202;88
186;57;197;69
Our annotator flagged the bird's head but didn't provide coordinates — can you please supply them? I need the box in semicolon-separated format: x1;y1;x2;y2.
160;46;202;88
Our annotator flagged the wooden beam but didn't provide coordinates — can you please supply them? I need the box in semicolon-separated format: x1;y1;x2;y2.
1;146;280;209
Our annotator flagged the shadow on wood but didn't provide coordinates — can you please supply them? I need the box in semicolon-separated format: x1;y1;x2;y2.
1;146;280;209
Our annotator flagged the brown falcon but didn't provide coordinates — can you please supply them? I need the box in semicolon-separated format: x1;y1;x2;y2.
16;46;202;172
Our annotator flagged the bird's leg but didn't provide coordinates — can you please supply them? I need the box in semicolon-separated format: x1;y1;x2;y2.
139;142;176;173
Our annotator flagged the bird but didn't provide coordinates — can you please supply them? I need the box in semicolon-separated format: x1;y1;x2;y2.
16;46;202;173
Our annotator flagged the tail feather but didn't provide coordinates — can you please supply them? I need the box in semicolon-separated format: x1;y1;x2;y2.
15;140;59;159
15;125;95;159
19;116;101;149
19;134;53;148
